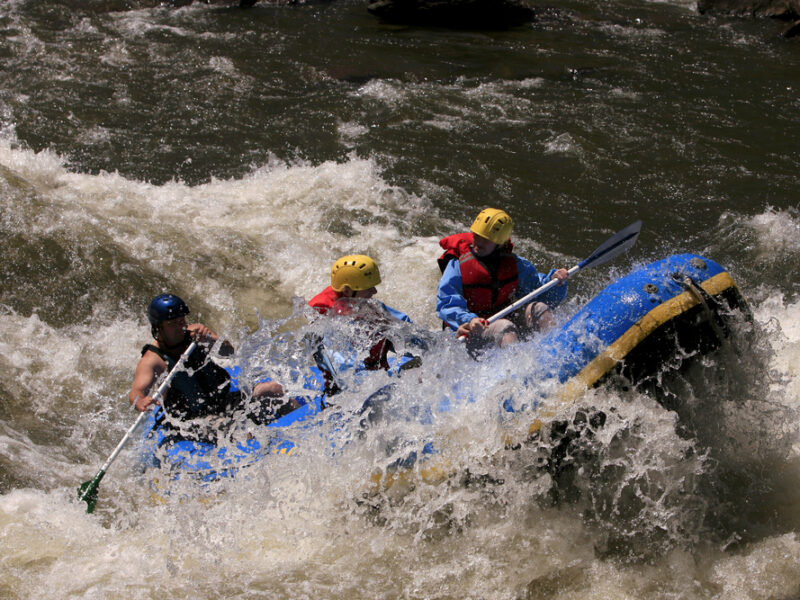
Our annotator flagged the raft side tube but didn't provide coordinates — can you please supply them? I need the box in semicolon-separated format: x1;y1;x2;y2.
373;254;750;489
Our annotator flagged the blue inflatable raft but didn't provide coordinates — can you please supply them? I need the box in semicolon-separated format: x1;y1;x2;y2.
140;253;749;490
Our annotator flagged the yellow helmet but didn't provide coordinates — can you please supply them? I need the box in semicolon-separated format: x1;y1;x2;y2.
470;208;513;245
330;254;382;292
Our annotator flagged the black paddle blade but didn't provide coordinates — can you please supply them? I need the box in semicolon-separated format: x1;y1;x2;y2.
580;220;642;269
77;471;104;514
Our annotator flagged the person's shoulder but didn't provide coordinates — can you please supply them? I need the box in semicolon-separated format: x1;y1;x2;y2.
438;259;465;295
309;286;338;311
439;232;472;253
514;254;537;269
139;344;167;367
441;256;463;276
438;232;473;273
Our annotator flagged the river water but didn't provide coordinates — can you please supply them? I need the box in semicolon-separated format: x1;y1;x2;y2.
2;0;800;598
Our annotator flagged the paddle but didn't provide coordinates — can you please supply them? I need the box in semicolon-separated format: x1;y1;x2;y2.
312;340;345;399
77;341;197;513
459;220;642;339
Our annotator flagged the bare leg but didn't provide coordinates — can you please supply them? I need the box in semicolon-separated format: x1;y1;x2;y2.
524;302;555;333
253;381;299;416
536;308;555;331
254;381;285;398
485;319;519;347
499;330;519;347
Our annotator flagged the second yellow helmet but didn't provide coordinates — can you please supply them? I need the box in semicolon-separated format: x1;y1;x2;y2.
330;254;382;292
470;208;513;245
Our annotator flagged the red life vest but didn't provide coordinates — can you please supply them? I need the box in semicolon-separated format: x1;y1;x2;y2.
438;232;474;273
308;286;340;314
438;232;516;272
458;249;519;318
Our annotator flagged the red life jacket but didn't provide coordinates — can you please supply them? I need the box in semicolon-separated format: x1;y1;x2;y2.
458;248;519;318
438;232;474;273
308;286;340;314
438;232;516;272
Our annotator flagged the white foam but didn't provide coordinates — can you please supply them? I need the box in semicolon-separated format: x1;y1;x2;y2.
754;295;800;410
745;208;800;258
543;132;583;157
0;138;443;328
208;55;237;76
0;306;142;416
710;533;800;599
337;121;369;147
354;79;407;104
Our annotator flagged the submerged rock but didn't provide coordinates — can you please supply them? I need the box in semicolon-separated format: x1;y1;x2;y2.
366;0;536;29
697;0;800;37
170;0;323;7
783;18;800;35
697;0;800;19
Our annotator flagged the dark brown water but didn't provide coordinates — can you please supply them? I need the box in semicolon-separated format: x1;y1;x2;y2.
1;1;800;598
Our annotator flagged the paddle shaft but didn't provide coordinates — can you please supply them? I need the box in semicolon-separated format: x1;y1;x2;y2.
487;265;578;324
77;341;197;506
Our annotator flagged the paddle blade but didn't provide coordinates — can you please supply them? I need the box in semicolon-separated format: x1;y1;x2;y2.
579;220;642;270
77;471;104;514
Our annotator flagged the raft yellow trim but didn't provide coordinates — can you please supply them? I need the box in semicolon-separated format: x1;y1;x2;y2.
369;462;451;490
370;271;740;492
528;271;737;435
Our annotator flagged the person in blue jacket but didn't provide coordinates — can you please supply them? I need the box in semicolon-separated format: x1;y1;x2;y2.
436;208;569;350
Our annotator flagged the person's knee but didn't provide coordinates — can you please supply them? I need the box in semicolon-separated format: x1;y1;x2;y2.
487;319;518;346
527;302;553;331
499;331;519;347
254;381;284;398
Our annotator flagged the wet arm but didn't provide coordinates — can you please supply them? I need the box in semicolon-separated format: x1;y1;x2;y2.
128;353;164;412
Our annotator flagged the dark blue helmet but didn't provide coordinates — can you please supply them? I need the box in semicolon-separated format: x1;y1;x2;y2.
147;294;190;332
